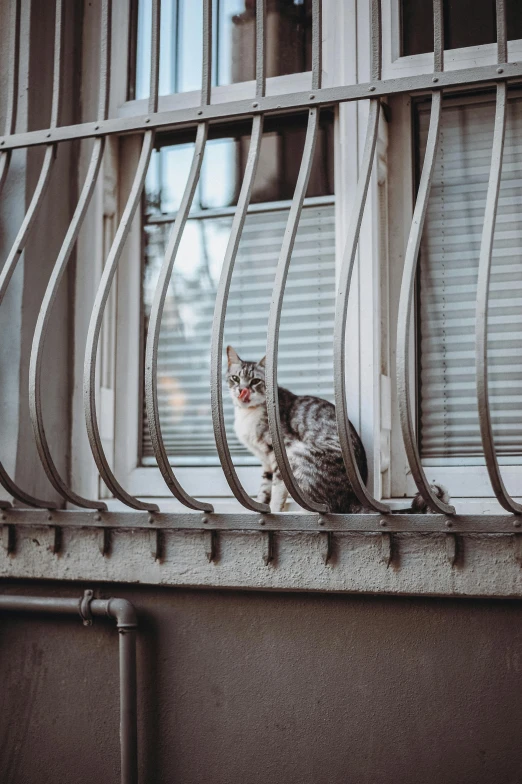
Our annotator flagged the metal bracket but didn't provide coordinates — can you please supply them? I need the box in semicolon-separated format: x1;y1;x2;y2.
380;532;393;567
79;589;94;626
149;529;163;562
98;528;112;557
2;524;16;555
49;525;62;555
445;533;459;567
204;529;218;563
262;530;275;566
322;531;333;565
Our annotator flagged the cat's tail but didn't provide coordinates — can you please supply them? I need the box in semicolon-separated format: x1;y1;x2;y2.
392;482;450;514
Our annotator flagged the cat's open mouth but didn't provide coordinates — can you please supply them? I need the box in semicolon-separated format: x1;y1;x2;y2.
238;388;251;403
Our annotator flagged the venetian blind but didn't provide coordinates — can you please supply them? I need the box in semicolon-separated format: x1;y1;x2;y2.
418;96;522;459
142;200;335;462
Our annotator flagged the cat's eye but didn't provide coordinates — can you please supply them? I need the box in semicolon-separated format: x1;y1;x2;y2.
251;378;262;387
230;375;240;384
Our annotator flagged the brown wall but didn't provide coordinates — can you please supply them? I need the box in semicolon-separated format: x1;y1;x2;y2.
1;582;522;784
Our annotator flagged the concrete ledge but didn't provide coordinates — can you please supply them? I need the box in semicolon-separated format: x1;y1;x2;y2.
1;526;522;597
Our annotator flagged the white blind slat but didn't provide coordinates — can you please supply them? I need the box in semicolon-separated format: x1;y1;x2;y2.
419;98;522;459
142;203;335;460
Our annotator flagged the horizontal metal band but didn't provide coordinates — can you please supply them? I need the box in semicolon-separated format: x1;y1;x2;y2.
1;62;521;151
2;509;521;533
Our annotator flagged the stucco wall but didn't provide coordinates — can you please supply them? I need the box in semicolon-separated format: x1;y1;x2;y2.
1;581;522;784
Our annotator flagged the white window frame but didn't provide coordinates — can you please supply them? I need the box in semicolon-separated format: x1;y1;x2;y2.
384;0;522;510
68;0;388;510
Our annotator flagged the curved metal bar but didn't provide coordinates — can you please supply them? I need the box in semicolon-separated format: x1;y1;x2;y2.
475;90;521;513
28;1;112;510
0;0;21;196
265;108;327;513
0;0;64;509
144;124;213;512
0;146;58;508
396;92;455;514
83;0;160;511
333;100;389;513
210;116;269;512
84;131;158;511
29;140;107;510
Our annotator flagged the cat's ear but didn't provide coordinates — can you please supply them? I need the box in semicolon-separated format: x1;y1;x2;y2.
258;355;266;368
227;345;241;367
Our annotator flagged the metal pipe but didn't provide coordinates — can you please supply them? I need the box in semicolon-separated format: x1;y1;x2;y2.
0;592;138;784
29;0;112;510
209;0;269;513
83;0;161;512
143;1;213;511
395;0;455;514
333;0;389;513
0;0;65;509
265;0;328;513
474;1;522;514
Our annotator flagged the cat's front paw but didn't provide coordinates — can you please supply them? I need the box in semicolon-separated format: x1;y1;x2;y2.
411;482;450;513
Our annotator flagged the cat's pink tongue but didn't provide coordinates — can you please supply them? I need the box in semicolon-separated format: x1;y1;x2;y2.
239;388;251;403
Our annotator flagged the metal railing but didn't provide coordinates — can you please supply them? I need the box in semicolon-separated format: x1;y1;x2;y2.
0;0;521;551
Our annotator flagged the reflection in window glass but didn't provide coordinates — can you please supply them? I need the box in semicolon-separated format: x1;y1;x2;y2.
134;0;312;99
401;0;522;57
144;113;334;216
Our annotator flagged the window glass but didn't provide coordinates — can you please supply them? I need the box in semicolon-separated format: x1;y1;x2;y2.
401;0;522;57
134;0;312;99
416;94;522;459
141;115;334;463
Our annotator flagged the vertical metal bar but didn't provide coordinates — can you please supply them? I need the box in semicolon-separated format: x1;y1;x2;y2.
201;0;212;107
29;1;112;510
83;0;161;512
332;0;389;513
0;0;66;508
144;124;213;511
209;1;268;512
210;118;267;512
264;1;328;513
143;2;214;511
311;0;322;91
0;0;21;195
497;0;508;64
119;629;138;784
395;0;455;515
255;0;266;98
475;1;521;514
50;0;64;129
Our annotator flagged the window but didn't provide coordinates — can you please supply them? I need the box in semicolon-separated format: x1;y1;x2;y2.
133;0;312;99
142;114;334;465
416;92;522;463
401;0;522;57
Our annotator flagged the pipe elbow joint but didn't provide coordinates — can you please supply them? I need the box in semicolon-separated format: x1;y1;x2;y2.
107;598;138;630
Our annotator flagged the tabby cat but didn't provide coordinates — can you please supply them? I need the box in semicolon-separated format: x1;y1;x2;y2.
226;346;449;513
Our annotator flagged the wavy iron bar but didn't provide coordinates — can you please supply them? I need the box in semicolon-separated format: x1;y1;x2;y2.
0;0;519;521
475;0;522;514
396;0;455;515
28;0;113;511
0;0;64;509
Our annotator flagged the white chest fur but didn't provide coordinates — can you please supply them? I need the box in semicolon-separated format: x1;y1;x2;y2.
234;405;269;463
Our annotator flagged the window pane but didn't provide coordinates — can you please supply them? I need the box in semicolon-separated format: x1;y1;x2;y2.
141;116;334;463
144;113;334;216
417;94;522;459
401;0;522;57
134;0;312;99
